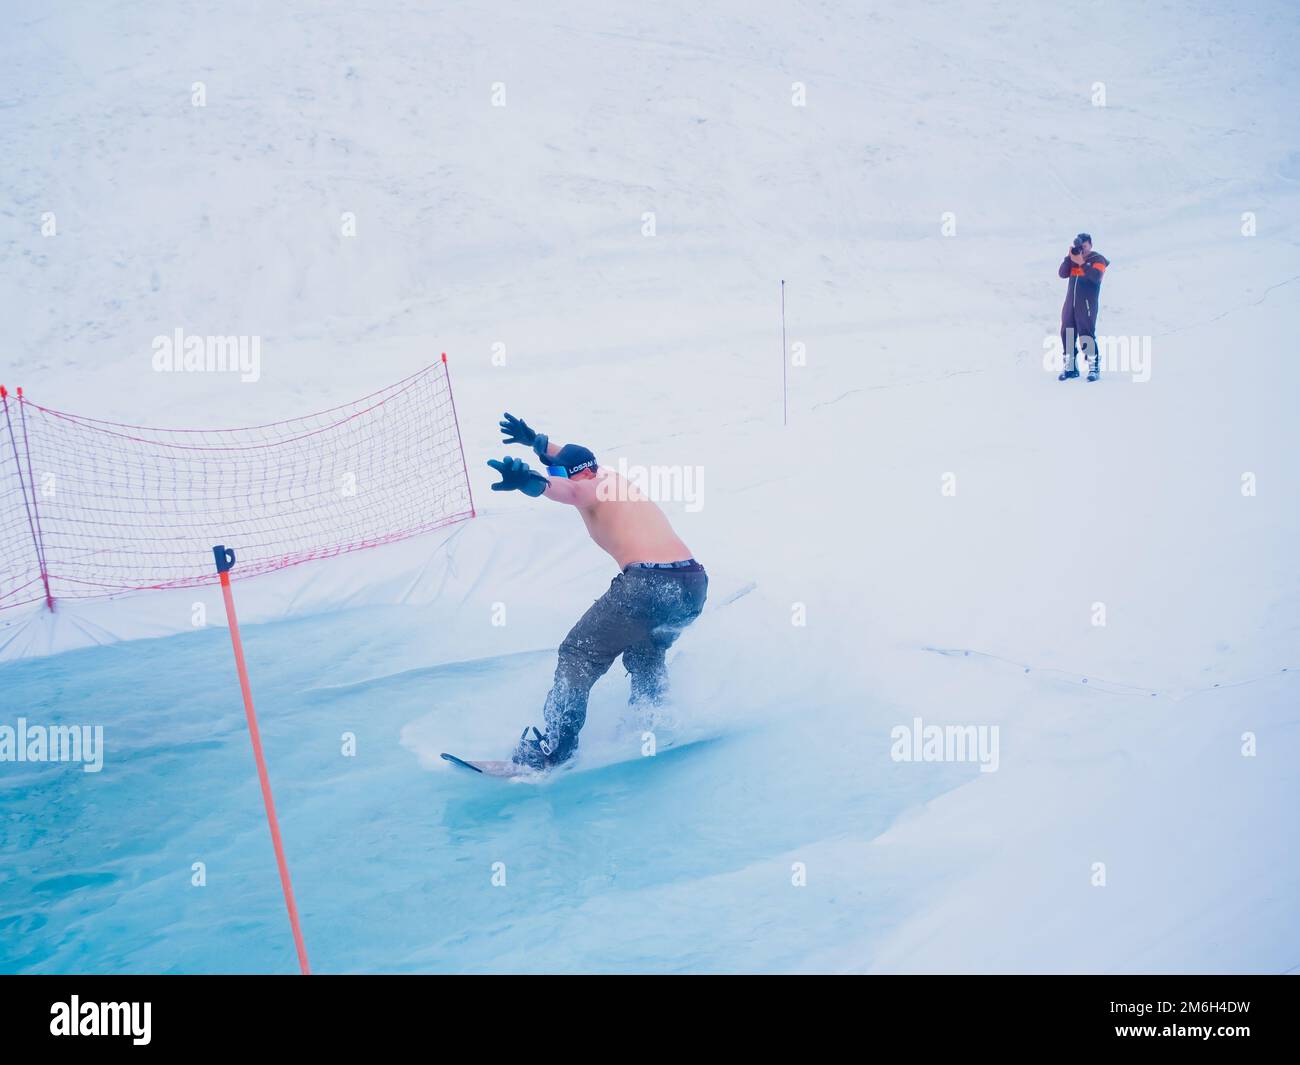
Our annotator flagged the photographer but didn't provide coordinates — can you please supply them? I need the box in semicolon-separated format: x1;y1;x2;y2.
1057;232;1110;381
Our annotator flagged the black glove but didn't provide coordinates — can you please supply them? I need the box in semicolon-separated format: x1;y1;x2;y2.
499;412;539;447
487;456;548;497
499;412;551;459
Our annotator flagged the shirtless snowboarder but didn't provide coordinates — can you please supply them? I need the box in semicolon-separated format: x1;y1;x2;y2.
483;412;708;770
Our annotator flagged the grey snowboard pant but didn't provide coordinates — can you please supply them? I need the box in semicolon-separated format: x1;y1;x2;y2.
519;561;708;767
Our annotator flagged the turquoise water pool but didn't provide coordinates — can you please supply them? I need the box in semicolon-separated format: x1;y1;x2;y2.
0;606;972;973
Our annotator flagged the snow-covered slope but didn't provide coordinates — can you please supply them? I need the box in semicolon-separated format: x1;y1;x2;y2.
2;0;1298;972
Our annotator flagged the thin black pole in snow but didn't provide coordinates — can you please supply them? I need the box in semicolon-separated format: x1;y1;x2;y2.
780;280;787;426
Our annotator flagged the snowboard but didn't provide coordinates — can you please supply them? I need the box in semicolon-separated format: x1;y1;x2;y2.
440;752;530;778
441;731;721;782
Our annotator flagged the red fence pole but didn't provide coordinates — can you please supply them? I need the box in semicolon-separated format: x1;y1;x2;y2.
213;544;311;975
1;386;54;611
442;352;476;518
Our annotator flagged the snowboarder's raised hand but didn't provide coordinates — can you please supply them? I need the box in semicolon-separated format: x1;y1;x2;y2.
500;412;539;447
487;456;548;497
500;412;555;460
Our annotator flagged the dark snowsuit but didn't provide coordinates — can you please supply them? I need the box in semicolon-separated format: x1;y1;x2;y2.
514;561;708;768
1059;251;1109;374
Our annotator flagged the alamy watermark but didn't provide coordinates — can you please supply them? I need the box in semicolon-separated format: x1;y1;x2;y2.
152;328;261;382
1043;333;1152;382
890;716;999;773
596;457;705;512
50;996;150;1045
1;718;104;773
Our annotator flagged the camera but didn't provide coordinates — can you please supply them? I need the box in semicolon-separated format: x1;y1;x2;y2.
1070;243;1083;256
